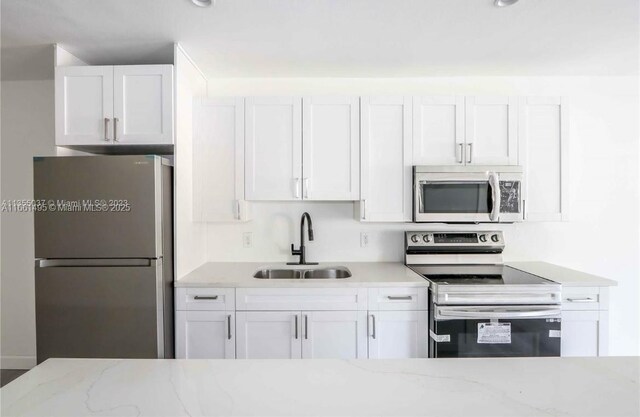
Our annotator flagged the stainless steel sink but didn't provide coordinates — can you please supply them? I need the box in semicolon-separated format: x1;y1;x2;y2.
253;267;351;279
253;269;304;279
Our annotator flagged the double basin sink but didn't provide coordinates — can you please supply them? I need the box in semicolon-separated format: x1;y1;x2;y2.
254;267;351;279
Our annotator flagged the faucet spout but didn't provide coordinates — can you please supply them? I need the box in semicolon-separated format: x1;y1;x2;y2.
288;212;318;265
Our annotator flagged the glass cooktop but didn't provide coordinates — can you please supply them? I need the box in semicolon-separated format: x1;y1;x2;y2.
408;265;556;286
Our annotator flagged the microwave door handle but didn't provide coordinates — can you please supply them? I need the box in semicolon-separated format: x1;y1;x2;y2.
489;173;500;221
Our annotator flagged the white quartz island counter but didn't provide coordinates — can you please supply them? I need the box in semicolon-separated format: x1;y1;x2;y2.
176;262;428;287
2;357;638;417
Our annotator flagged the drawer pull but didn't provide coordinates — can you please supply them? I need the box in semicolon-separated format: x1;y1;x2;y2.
194;295;219;300
566;297;595;303
387;296;412;301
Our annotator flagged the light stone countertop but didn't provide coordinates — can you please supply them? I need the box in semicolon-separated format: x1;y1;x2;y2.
176;262;428;288
1;357;638;417
506;261;617;287
176;261;617;288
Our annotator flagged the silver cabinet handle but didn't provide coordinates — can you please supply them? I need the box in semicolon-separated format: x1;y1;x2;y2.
235;200;241;220
294;315;299;339
304;314;308;340
370;314;376;339
193;295;218;300
227;315;232;340
566;297;595;302
104;118;110;141
387;296;412;300
467;143;473;163
294;178;301;199
303;178;309;199
113;117;119;142
458;143;463;163
362;199;367;220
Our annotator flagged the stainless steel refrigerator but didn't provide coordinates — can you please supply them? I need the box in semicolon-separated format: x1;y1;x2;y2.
33;155;174;363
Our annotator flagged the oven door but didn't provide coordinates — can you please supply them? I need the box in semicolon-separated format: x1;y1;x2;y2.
429;305;561;358
414;172;501;223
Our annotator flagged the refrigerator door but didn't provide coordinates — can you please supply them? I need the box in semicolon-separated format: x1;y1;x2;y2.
35;259;167;363
33;155;165;259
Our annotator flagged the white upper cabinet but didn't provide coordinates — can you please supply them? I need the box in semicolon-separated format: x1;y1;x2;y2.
412;96;465;165
412;95;519;167
55;66;114;145
360;96;413;222
302;97;360;200
193;97;248;222
245;96;360;201
301;311;367;359
245;97;302;201
465;96;518;165
113;65;174;145
55;65;173;147
519;96;569;222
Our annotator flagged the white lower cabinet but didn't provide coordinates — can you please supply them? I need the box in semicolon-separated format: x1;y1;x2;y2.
236;311;302;359
175;311;235;359
302;311;367;359
368;311;428;359
560;286;610;357
236;310;367;359
561;310;609;357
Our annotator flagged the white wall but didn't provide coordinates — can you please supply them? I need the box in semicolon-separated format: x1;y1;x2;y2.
0;79;57;368
200;76;639;356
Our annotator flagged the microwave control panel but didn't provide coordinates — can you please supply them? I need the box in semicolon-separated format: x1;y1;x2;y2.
499;181;521;213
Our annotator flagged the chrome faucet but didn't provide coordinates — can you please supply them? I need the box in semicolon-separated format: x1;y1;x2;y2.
288;212;318;265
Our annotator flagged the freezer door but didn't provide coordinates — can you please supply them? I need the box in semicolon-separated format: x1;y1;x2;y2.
35;259;168;363
33;155;165;259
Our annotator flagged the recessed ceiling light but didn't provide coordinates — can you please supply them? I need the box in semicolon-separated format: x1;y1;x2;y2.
494;0;519;7
191;0;213;7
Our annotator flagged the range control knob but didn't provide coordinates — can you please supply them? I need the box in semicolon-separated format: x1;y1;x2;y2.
423;234;432;243
479;234;487;242
410;234;420;243
491;234;500;243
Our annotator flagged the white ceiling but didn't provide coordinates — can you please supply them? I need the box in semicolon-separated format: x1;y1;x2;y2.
1;0;638;79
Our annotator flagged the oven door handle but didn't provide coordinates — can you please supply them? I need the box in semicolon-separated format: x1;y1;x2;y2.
436;307;561;320
489;172;500;221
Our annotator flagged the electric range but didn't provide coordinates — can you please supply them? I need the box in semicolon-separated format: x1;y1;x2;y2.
405;231;562;358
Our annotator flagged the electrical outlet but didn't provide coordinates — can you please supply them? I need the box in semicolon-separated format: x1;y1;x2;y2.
242;232;252;248
360;232;369;248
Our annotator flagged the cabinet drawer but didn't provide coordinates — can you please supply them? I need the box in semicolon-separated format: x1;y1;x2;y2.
368;287;427;311
236;288;367;311
175;288;235;311
562;287;603;311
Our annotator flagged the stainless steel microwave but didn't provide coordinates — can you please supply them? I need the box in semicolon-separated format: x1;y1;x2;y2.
413;166;524;223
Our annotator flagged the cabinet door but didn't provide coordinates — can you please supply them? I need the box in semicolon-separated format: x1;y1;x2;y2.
465;96;518;165
301;311;367;359
368;311;427;359
561;310;608;357
175;311;235;359
55;66;114;145
113;65;174;145
193;97;247;222
236;311;302;359
519;97;569;221
412;96;465;165
245;97;302;201
360;96;412;222
302;96;359;200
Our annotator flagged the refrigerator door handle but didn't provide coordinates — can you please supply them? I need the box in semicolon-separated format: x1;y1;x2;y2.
36;259;157;268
